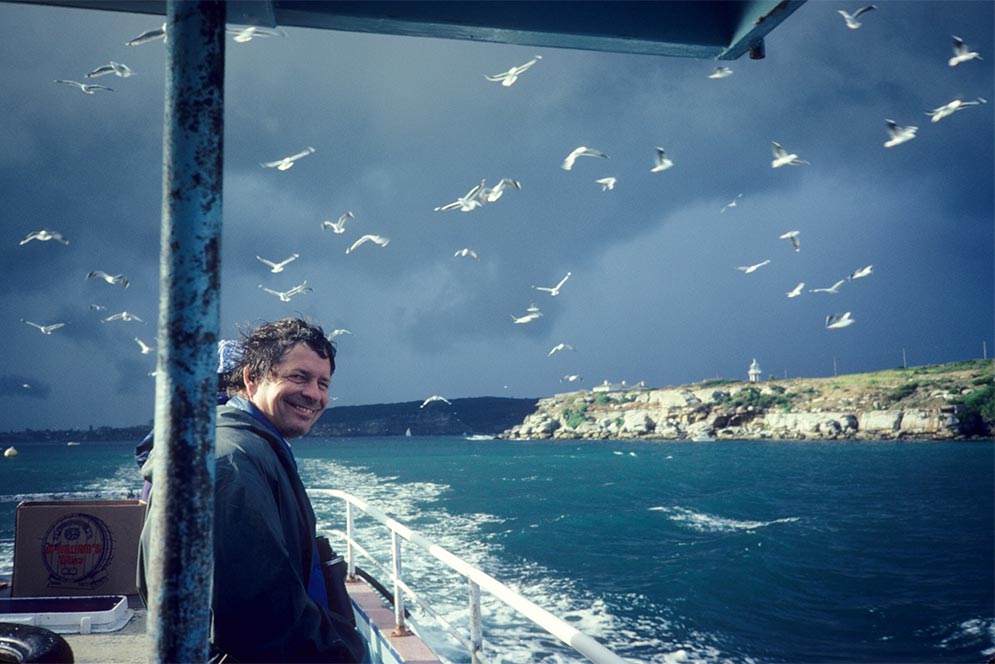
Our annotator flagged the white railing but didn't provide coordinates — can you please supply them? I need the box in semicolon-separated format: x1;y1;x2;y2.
309;489;627;664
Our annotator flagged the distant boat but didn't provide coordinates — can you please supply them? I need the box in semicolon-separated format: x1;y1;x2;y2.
3;446;18;458
66;441;80;446
405;427;412;437
465;434;495;441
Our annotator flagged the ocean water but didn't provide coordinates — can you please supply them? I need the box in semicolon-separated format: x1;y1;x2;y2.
1;436;992;663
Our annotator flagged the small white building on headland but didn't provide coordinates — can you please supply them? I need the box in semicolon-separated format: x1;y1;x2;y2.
748;359;762;383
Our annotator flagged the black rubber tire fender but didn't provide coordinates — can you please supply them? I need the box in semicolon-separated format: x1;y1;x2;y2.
0;622;74;663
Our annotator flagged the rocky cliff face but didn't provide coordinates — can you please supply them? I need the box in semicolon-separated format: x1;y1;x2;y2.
501;360;993;441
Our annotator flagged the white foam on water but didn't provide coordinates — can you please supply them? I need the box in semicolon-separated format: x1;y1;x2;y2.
936;616;995;655
302;459;739;663
649;506;799;534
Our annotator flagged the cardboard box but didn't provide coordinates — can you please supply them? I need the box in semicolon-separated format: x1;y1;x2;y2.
12;501;146;598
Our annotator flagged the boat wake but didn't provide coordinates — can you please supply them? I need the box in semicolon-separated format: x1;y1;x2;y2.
649;506;799;534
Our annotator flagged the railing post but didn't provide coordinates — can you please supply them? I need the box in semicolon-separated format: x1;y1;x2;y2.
345;501;355;578
146;1;224;663
391;531;409;635
468;579;483;664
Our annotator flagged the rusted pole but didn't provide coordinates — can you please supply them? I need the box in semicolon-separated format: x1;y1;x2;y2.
147;1;225;662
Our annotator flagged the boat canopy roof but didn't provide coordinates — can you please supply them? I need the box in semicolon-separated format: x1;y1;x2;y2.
11;0;804;59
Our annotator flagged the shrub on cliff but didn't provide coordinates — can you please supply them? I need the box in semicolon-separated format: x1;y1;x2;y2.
955;385;995;436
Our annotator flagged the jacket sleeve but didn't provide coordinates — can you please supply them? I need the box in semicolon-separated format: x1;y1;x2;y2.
211;442;363;663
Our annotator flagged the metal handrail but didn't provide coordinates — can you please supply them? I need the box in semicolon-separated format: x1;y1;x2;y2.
309;489;627;664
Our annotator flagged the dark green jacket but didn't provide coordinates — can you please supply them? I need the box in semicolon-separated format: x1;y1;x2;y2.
138;405;364;662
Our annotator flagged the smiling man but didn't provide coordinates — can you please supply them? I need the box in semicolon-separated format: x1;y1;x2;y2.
139;318;366;663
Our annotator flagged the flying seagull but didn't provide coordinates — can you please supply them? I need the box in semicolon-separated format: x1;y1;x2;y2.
21;319;65;335
54;80;113;94
86;61;134;78
779;230;801;252
478;178;521;203
826;312;856;329
596;177;617;191
848;265;873;280
86;271;129;287
321;211;354;234
736;260;771;274
104;311;145;323
227;25;288;43
434;180;485;212
771;142;809;168
526;301;541;314
454;248;479;260
327;329;352;340
134;337;154;354
533;272;572;296
126;23;166;46
650;147;674;173
346;235;390;254
884;119;918;147
511;312;542;325
420;395;452;408
20;229;68;245
256;253;300;273
838;5;876;30
786;282;805;298
259;280;312;302
547;343;575;357
484;55;542;87
926;97;988;123
561;374;583;383
260;146;315;171
720;194;743;213
561;146;609;171
708;66;733;79
949;35;982;67
810;279;846;294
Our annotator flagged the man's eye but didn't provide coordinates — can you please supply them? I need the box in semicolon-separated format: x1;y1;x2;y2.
288;374;307;383
319;382;330;392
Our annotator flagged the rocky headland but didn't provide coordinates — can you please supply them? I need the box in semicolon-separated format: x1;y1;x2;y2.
501;360;994;441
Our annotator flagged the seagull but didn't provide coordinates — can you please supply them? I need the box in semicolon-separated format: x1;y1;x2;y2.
949;35;982;67
561;374;583;383
478;178;521;203
104;311;145;323
650;147;674;173
926;97;988;123
736;260;771;274
54;80;113;94
260;147;316;171
708;66;733;79
533;272;571;296
786;282;805;298
321;212;353;233
547;343;575;357
720;194;743;213
227;25;287;43
20;229;68;245
525;301;541;314
484;55;542;87
837;5;876;30
848;265;873;280
884;119;918;147
21;319;65;335
89;304;107;311
256;253;300;273
434;180;485;212
420;395;452;408
327;329;352;340
779;230;801;252
259;280;312;302
596;177;617;191
86;61;134;78
826;312;856;329
454;248;479;260
511;312;542;324
771;142;809;168
810;279;846;294
134;337;154;354
86;271;129;288
346;234;390;254
126;23;166;46
561;146;609;171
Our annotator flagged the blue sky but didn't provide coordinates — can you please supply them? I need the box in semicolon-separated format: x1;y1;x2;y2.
1;1;992;431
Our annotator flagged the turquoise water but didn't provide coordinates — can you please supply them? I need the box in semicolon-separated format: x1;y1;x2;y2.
2;437;993;663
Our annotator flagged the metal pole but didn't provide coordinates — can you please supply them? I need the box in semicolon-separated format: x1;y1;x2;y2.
147;2;225;662
346;502;356;578
391;532;409;635
468;580;483;664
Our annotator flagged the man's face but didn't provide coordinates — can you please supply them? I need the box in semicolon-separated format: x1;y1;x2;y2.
245;342;331;439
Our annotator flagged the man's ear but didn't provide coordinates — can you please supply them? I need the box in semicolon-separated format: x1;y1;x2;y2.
242;366;256;396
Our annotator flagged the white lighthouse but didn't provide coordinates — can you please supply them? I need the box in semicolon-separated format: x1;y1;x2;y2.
748;358;762;383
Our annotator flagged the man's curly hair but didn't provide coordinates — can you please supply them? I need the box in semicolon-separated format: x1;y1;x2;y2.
238;317;336;384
